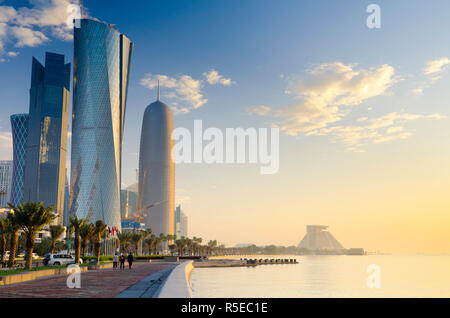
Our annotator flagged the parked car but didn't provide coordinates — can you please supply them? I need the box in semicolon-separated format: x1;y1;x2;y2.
43;254;83;266
17;252;39;259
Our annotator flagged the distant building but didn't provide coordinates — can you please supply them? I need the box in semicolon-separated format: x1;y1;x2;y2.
174;205;188;239
121;189;138;220
121;220;146;232
181;212;188;238
23;52;70;225
298;225;344;251
10;114;29;207
0;161;13;207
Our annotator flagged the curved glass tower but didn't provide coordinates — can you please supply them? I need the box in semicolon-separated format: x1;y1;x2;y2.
138;98;175;237
70;19;133;230
10;114;29;207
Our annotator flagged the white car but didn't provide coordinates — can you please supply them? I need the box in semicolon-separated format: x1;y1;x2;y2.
18;252;39;259
43;254;83;266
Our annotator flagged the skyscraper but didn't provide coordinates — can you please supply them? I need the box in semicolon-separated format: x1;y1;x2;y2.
23;52;70;225
0;161;13;207
10;114;29;207
174;205;188;239
139;92;175;237
70;19;133;230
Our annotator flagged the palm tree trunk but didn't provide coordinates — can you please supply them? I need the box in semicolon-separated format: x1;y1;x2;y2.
95;236;101;263
50;239;56;254
74;233;80;263
8;230;18;268
25;232;35;270
0;233;5;265
81;240;87;257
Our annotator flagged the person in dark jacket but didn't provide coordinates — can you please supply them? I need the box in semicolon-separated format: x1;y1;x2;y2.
119;253;125;270
127;252;134;269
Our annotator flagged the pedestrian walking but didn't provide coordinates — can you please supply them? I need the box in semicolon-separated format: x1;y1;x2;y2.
119;253;125;270
127;252;134;269
113;252;118;270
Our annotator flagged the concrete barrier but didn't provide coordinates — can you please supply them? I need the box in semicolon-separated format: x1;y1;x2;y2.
156;260;194;298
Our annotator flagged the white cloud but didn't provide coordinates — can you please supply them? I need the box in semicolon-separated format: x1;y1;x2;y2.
203;69;235;86
0;0;85;58
140;70;234;114
10;26;48;47
140;73;207;113
310;112;445;150
249;62;396;136
423;57;450;75
0;131;12;160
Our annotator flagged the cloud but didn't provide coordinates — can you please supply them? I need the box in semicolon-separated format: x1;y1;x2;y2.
309;112;445;151
0;131;12;160
423;57;450;75
0;0;85;57
249;62;396;136
140;74;207;113
413;57;450;95
203;69;235;86
10;26;48;47
140;70;234;115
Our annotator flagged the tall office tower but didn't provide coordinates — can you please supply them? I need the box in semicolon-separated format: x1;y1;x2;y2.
0;161;13;207
174;205;181;239
23;52;70;225
70;19;133;230
10;114;29;207
139;92;175;237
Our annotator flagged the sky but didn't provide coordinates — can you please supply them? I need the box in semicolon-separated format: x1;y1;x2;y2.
1;0;450;253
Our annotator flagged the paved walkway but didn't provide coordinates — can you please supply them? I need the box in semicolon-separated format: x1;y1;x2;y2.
0;262;174;298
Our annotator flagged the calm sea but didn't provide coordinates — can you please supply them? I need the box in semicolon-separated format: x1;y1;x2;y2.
190;255;450;297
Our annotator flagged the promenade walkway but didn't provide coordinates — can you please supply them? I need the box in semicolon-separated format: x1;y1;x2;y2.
0;262;174;298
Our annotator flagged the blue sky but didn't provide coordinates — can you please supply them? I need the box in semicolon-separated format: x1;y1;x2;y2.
1;0;450;252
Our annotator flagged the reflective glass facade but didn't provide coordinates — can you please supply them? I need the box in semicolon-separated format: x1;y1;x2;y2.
0;161;13;207
23;52;70;225
10;113;29;207
70;19;133;230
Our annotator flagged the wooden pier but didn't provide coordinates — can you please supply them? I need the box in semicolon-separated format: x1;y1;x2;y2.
193;258;298;268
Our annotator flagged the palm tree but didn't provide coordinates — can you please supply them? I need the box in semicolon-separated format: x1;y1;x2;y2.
68;216;85;264
145;234;157;255
49;224;64;254
0;218;7;265
207;240;218;256
168;244;176;256
9;202;56;270
79;223;95;257
5;210;20;268
93;220;107;263
118;231;132;253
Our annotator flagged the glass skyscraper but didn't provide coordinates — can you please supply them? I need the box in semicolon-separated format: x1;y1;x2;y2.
0;161;13;207
23;52;70;225
70;19;133;230
10;113;29;207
